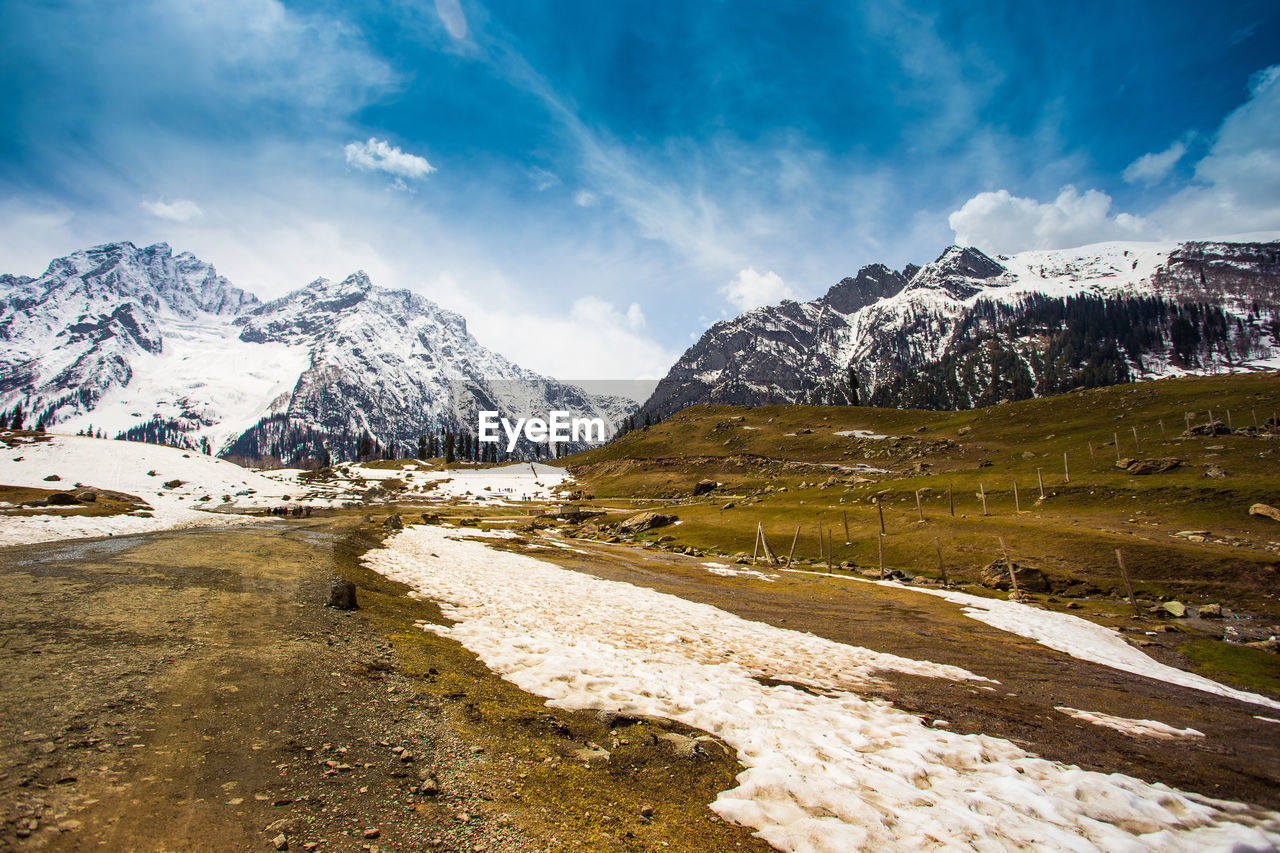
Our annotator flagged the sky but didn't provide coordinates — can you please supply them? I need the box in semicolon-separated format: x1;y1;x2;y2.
2;0;1279;380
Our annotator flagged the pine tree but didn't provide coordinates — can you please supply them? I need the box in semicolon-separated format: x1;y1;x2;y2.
35;417;45;433
10;404;22;431
443;432;455;464
0;411;7;430
418;435;427;460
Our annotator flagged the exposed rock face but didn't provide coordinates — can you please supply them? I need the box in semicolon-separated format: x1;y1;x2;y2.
640;240;1280;418
1250;503;1280;523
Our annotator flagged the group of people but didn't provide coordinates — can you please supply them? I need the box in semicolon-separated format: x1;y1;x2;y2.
266;504;312;518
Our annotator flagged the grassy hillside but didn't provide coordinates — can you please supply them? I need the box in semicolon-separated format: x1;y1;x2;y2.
560;373;1280;622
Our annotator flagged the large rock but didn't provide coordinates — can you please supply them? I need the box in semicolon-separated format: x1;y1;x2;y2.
1249;503;1280;523
47;492;81;506
1183;420;1230;436
327;578;358;610
1121;458;1181;475
618;511;677;534
692;479;718;496
980;559;1050;593
382;513;403;530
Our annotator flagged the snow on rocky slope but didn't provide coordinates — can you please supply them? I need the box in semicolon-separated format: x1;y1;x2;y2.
0;242;631;463
641;239;1280;417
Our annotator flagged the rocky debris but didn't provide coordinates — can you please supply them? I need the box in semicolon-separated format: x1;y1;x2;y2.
1250;503;1280;523
327;578;359;610
364;484;390;502
46;492;81;506
1115;457;1182;475
693;479;718;496
618;512;677;534
981;559;1050;593
382;514;403;530
1203;465;1228;479
1183;420;1231;436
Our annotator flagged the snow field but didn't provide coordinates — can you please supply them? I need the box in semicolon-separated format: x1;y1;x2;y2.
0;433;290;545
1054;707;1204;740
365;526;1280;852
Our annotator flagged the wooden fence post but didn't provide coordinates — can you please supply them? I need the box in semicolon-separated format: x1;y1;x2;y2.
842;510;850;545
1037;467;1045;498
817;520;823;565
1253;409;1260;431
1132;426;1140;453
915;489;924;522
1184;411;1192;432
948;485;954;517
979;482;988;516
827;528;834;573
752;524;760;564
1063;451;1070;484
1088;441;1096;468
934;537;947;585
786;524;800;568
1159;419;1166;440
999;537;1020;599
877;499;885;535
1227;409;1234;431
1114;432;1121;462
759;524;776;565
1013;481;1021;513
1116;549;1140;618
877;532;886;579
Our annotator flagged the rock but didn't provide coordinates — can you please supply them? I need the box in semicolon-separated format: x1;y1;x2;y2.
73;489;97;502
43;474;60;481
980;559;1050;593
640;806;655;819
364;484;390;501
693;479;718;496
163;479;184;489
657;732;702;759
363;828;380;839
595;710;640;729
327;578;358;610
721;501;735;510
383;513;403;530
957;426;972;436
47;492;81;506
571;744;611;764
1183;420;1230;436
618;512;677;534
1203;465;1228;479
1250;503;1280;523
421;513;441;523
271;833;288;851
1198;603;1223;618
418;771;440;796
1122;458;1182;475
1161;600;1187;618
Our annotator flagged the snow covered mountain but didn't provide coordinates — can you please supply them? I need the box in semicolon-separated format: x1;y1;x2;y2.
640;240;1280;417
0;242;631;462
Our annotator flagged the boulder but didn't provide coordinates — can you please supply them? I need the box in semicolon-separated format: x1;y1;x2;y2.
1161;600;1187;618
1197;603;1223;619
618;511;677;534
73;489;98;502
42;474;60;482
1183;420;1230;436
980;559;1050;593
1249;503;1280;523
47;492;81;506
1203;465;1228;479
693;479;718;496
1121;458;1182;475
383;514;403;530
327;578;358;610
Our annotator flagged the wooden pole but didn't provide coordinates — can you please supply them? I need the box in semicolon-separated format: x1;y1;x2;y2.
877;532;886;579
752;523;760;564
1207;409;1213;427
817;520;823;565
915;489;924;522
786;524;800;568
1253;409;1260;431
999;536;1020;599
1227;409;1233;431
1013;481;1021;513
1037;467;1045;498
1114;432;1121;462
842;510;850;545
1131;426;1140;453
934;537;947;585
1088;441;1096;468
1116;549;1140;618
1063;451;1070;484
877;499;885;535
1184;411;1192;432
1159;419;1166;441
948;485;954;517
979;482;988;516
827;528;834;573
760;524;776;565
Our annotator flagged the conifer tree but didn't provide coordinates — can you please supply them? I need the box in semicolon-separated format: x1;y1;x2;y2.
10;404;22;431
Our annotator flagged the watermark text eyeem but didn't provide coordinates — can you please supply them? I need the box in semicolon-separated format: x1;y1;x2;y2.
478;411;606;452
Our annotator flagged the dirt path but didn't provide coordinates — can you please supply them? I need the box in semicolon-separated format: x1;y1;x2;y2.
500;533;1280;813
0;517;767;852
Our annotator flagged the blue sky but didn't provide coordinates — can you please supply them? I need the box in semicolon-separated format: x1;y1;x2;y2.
2;0;1278;378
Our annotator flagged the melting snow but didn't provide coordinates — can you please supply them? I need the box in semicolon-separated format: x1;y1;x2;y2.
1055;707;1204;739
365;526;1280;851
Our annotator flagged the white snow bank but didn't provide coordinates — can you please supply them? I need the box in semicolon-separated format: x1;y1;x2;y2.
890;582;1280;711
1055;707;1204;739
365;526;1280;852
833;429;891;439
0;433;288;546
703;561;778;581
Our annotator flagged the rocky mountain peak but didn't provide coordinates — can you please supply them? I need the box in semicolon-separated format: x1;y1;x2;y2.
823;264;908;315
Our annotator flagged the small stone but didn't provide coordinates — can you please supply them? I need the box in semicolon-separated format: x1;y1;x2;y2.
1198;603;1223;619
363;828;381;839
640;806;654;818
271;833;288;851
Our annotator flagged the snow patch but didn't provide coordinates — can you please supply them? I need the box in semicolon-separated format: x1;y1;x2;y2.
1055;707;1204;739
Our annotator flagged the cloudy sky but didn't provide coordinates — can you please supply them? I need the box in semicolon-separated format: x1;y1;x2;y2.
2;1;1278;379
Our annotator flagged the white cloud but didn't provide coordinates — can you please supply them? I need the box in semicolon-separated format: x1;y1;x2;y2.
948;186;1156;254
1153;65;1280;238
434;0;468;40
528;167;560;191
344;138;436;180
1122;140;1187;185
573;189;597;207
720;268;795;312
140;199;204;222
